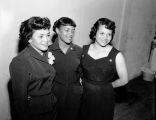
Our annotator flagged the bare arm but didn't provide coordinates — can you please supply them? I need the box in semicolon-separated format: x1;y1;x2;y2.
112;52;128;88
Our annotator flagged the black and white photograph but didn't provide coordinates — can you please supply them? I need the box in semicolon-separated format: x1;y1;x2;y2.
0;0;155;120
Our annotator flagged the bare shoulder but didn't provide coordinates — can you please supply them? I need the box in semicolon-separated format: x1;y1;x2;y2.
116;52;126;63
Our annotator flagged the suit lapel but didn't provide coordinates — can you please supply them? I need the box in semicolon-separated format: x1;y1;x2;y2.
27;45;48;63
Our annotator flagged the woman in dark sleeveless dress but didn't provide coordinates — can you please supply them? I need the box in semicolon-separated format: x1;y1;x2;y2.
80;18;128;120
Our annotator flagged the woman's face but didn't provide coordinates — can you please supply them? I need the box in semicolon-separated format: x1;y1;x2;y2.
95;25;112;47
56;25;75;44
28;29;50;52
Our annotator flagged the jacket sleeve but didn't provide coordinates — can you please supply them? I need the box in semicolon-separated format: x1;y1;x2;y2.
78;46;85;79
9;58;30;120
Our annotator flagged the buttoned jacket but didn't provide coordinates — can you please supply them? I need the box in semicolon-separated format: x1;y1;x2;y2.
9;45;56;120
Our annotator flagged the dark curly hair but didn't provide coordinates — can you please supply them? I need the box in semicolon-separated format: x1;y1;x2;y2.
89;18;116;43
19;16;51;45
53;17;76;33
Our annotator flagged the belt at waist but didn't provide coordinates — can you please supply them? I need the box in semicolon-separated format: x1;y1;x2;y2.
54;80;80;86
83;78;110;85
27;92;54;101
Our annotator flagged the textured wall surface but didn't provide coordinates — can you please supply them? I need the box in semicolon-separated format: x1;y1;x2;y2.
119;0;156;79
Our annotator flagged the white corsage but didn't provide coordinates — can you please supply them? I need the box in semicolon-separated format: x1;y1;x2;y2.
48;52;55;65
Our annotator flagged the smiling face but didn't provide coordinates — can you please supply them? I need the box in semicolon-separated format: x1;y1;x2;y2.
95;25;112;47
56;25;75;44
28;29;50;52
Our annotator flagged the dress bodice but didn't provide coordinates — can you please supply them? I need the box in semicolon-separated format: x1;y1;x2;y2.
81;45;119;84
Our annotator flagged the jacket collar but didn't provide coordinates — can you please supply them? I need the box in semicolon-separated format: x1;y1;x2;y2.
50;38;60;51
27;45;48;63
50;38;76;52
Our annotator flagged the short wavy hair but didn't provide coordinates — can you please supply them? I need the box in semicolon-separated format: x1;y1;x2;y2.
89;18;116;43
53;17;76;33
19;16;51;45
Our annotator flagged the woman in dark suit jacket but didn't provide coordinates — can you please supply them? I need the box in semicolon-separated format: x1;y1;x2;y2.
9;16;56;120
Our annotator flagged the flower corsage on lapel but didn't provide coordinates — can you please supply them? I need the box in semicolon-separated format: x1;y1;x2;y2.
48;52;55;65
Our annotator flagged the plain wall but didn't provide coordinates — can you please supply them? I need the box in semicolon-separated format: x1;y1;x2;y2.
0;0;124;119
119;0;156;79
